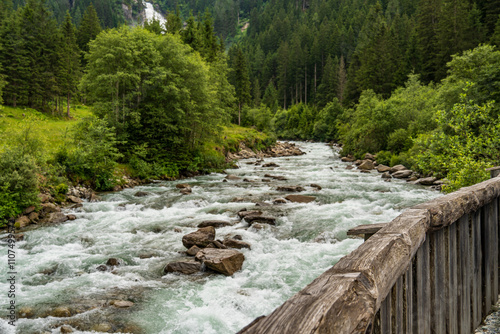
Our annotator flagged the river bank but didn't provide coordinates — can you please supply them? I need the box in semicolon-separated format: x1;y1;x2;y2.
0;142;440;333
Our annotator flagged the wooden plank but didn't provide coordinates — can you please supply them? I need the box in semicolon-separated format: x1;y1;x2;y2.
471;210;482;328
380;292;391;334
237;271;376;334
416;237;431;334
395;276;404;334
431;229;446;334
448;223;458;334
347;222;387;236
482;203;492;316
405;262;414;334
491;199;498;304
458;215;471;334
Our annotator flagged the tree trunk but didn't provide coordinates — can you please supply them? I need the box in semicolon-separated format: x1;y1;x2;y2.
67;93;71;117
238;102;241;126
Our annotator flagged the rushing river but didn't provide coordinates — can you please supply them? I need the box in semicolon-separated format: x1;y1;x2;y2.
0;142;440;333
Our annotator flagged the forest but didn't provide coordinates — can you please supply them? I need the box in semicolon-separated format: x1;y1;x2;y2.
1;0;500;223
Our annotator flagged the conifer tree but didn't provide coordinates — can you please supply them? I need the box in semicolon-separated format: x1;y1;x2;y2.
59;11;81;117
229;46;251;125
166;5;182;35
263;80;278;113
491;15;500;47
317;55;338;108
77;3;101;65
415;0;441;83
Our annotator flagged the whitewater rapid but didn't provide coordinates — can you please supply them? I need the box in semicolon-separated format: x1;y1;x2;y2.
0;142;440;333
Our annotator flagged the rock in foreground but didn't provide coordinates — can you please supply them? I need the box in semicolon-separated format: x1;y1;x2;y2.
182;226;216;249
195;249;245;276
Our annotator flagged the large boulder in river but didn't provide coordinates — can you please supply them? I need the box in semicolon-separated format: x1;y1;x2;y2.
182;226;216;249
195;248;245;276
358;160;375;170
164;259;203;275
197;220;233;228
285;194;316;203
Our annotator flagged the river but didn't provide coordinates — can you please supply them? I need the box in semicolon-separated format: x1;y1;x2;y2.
0;142;440;333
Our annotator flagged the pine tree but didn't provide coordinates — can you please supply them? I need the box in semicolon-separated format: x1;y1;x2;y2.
338;54;347;105
77;3;101;66
263;80;278;113
166;5;182;35
59;11;81;117
253;78;261;107
317;55;338;108
0;10;28;107
229;46;251;125
182;12;203;53
490;15;500;47
415;0;441;83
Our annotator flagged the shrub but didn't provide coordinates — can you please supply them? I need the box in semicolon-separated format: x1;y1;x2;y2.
0;149;39;224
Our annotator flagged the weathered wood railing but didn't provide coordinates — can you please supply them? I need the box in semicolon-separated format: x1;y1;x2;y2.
238;176;500;333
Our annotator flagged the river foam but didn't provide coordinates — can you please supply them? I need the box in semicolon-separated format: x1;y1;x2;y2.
0;142;440;333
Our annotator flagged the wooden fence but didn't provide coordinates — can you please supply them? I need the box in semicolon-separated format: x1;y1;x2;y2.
238;176;500;333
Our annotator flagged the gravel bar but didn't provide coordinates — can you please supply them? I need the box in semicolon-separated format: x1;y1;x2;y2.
475;296;500;333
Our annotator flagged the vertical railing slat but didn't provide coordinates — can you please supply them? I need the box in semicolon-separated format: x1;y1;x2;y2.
405;262;413;334
448;222;458;334
395;276;404;333
459;215;471;334
482;203;492;316
471;210;482;328
431;229;446;334
491;199;499;304
416;237;431;334
380;292;391;334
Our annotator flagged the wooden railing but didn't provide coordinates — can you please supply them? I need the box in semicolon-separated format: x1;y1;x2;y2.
238;176;500;334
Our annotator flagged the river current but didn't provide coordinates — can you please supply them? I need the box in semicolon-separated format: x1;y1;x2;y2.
0;142;440;333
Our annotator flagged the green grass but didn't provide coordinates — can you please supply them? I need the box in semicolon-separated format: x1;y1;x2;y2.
216;124;273;152
0;104;93;155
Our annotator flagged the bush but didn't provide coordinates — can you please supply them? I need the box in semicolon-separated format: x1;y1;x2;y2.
0;149;39;224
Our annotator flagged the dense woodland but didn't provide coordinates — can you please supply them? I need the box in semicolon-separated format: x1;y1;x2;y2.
1;0;500;223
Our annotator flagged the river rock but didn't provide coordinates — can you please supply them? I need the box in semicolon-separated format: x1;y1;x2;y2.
67;195;83;203
106;258;121;266
358;160;375;170
134;191;149;197
392;170;413;179
390;164;407;173
230;197;245;202
15;216;30;228
285;194;316;203
223;238;251;249
111;300;134;308
176;183;191;189
51;307;71;317
195;249;245;276
243;215;276;225
38;193;51;203
46;212;69;224
180;188;192;195
273;198;287;204
67;214;77;220
197;220;233;228
310;184;322;190
238;210;262;218
225;175;241;181
41;202;60;214
341;156;354;162
60;325;73;333
346;165;354;170
364;153;375;160
277;186;305;192
164;259;203;275
262;162;279;168
414;177;437;185
376;164;391;173
255;201;271;207
91;324;113;332
354;160;362;166
28;212;39;222
23;206;36;215
182;226;216;249
18;306;34;318
213;240;227;249
381;172;392;179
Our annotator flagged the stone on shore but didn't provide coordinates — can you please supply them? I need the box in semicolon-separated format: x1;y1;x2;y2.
182;226;216;249
15;216;30;228
358;160;375;170
392;170;413;179
381;172;392;179
389;164;407;173
67;195;83;203
414;177;438;185
195;248;245;276
285;194;316;203
364;153;375;160
164;260;203;275
376;164;391;173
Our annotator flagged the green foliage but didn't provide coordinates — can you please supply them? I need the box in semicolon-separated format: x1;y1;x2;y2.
273;104;317;140
0;149;39;223
313;99;343;142
58;116;122;190
411;87;498;192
